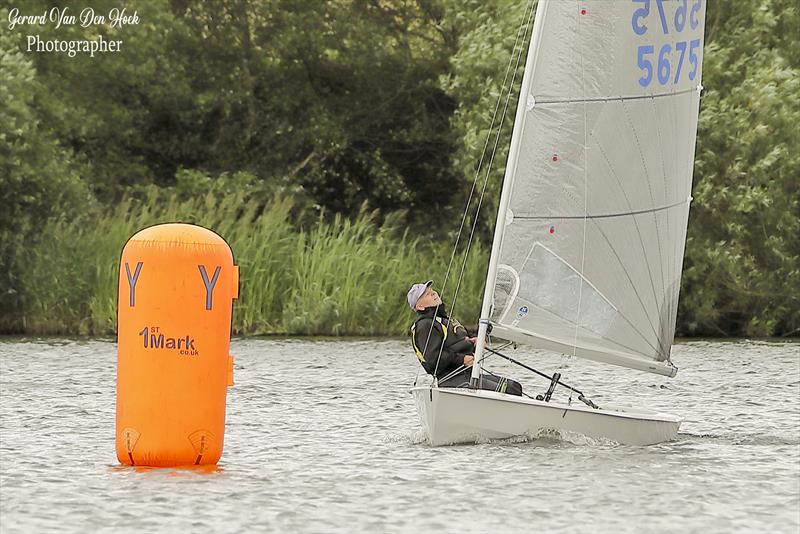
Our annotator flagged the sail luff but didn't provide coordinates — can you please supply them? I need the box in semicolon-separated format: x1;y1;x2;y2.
470;0;550;385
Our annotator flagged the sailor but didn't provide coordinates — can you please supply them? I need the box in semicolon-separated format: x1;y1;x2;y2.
407;280;522;395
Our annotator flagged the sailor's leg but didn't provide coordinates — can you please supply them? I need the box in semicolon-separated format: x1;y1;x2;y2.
438;369;523;396
477;372;523;396
437;369;472;389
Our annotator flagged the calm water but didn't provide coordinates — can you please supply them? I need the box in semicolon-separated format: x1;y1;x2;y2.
1;338;798;533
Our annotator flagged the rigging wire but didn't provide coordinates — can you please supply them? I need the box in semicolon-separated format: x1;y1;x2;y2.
415;0;537;381
426;0;535;382
416;7;529;375
435;342;514;385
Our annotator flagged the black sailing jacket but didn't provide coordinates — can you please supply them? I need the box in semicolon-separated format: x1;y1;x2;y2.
411;305;474;379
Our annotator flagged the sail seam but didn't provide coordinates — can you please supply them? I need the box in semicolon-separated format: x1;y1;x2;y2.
621;99;670;357
587;219;668;356
651;97;671;352
593;129;671;357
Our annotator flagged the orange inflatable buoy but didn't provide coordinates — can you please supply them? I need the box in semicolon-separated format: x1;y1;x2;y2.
115;223;238;467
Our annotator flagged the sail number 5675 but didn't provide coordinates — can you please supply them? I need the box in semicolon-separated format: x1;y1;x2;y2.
637;39;700;87
632;0;702;35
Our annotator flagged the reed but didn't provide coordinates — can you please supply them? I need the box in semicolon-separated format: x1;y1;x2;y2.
14;189;489;336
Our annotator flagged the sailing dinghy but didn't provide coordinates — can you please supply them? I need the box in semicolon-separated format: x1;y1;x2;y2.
412;0;706;446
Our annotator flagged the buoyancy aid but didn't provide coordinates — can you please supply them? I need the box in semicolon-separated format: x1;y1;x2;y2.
410;305;474;378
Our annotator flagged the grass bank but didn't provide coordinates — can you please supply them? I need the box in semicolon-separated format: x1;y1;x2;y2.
10;188;488;336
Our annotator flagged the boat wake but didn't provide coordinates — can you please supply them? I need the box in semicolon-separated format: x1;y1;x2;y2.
477;428;622;447
382;430;430;446
677;432;800;446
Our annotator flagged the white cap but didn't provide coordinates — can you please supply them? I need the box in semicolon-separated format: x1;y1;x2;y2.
406;280;433;311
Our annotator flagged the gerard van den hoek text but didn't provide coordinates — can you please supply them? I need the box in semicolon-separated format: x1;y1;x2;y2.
8;7;140;57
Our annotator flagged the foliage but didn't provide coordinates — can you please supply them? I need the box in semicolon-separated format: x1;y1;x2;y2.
439;0;535;242
441;0;799;337
13;0;462;228
680;0;800;336
0;0;797;336
0;22;93;331
12;186;486;335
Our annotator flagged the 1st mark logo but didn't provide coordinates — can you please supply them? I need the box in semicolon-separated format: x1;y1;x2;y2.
138;326;199;356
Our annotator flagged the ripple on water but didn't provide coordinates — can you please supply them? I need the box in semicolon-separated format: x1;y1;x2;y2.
0;337;798;533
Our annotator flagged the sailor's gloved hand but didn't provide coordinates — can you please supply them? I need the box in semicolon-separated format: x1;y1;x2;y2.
466;336;478;345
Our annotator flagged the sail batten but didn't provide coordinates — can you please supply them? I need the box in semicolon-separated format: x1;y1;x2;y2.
534;86;700;105
512;197;689;220
485;0;706;376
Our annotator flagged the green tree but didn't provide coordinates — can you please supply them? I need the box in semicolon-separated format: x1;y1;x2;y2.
17;0;202;198
439;0;533;242
679;0;800;336
17;0;464;228
0;23;92;331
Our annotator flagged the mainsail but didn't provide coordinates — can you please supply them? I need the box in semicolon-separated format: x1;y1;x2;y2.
475;0;707;377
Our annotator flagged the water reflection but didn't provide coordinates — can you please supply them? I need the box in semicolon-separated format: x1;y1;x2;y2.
108;464;225;477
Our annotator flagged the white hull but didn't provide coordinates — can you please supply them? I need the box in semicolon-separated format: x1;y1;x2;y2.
411;386;680;446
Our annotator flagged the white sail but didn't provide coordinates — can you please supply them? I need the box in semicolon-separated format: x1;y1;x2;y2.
486;0;707;377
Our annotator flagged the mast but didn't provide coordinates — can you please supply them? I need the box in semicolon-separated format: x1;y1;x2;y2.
471;0;549;387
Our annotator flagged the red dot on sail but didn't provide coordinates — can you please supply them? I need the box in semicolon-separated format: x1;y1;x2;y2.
549;226;555;234
581;9;587;15
552;154;558;162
